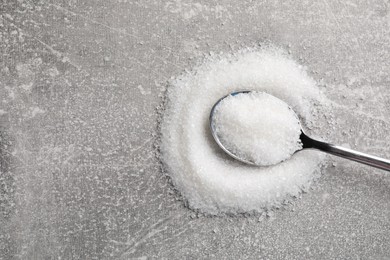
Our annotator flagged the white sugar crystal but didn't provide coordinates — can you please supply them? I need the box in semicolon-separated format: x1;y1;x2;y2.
212;92;302;166
160;47;327;215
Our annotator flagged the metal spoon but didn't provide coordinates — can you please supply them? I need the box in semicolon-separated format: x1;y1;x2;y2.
209;91;390;171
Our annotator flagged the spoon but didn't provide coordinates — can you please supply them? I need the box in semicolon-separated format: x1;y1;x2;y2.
209;91;390;171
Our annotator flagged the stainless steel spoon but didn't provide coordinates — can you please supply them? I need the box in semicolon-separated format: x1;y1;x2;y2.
209;90;390;171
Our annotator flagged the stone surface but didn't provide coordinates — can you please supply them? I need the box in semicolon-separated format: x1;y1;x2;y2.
0;0;389;259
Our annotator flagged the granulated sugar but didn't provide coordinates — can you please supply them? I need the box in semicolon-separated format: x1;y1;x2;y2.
212;92;303;166
160;47;328;215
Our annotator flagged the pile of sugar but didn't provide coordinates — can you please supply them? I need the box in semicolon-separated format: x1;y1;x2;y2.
160;48;327;215
212;92;303;166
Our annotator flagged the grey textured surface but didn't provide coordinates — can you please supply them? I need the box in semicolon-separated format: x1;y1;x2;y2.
0;0;389;259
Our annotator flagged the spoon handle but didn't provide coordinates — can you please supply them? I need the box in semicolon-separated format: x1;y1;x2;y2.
301;133;390;172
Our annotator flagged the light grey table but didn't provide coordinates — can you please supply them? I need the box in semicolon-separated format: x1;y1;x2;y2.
1;1;389;259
